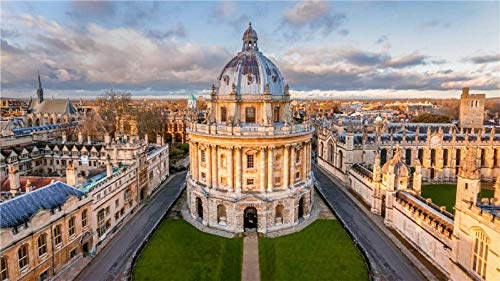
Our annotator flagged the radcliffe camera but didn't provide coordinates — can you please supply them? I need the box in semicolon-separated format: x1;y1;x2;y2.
1;2;499;281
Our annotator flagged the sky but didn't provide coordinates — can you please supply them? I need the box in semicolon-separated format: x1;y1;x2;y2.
1;1;499;99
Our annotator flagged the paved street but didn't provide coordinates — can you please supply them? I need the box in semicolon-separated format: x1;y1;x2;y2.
312;165;426;281
76;171;187;281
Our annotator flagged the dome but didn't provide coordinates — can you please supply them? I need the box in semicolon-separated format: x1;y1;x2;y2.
216;23;285;96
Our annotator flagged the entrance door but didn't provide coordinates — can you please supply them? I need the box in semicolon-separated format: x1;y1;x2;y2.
298;197;304;220
244;207;258;229
197;197;203;219
82;242;89;255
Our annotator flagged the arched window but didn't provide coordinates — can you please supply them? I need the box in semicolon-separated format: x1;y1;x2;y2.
275;204;284;224
431;149;436;166
69;216;76;237
245;107;256;123
38;234;47;257
338;150;343;169
217;204;226;224
417;149;423;164
318;142;323;158
480;149;486;167
273;106;280;123
221;107;227;122
82;209;88;227
381;149;387;165
0;257;8;281
405;149;412;165
328;142;334;162
494;149;498;167
472;229;489;278
456;149;461;166
443;149;449;167
18;245;29;269
54;225;62;246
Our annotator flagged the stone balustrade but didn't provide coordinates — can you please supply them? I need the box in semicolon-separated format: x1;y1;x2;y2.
188;122;313;136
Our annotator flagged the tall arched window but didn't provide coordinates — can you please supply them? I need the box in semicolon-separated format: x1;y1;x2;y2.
328;142;334;162
338;150;344;169
431;149;437;166
472;229;489;278
0;257;8;281
318;143;323;158
381;149;387;165
443;149;449;167
221;107;227;122
405;149;412;165
69;216;76;237
82;209;88;228
54;225;62;246
245;107;256;123
456;149;462;166
417;149;423;164
18;245;29;269
37;234;47;257
480;149;486;167
273;106;280;122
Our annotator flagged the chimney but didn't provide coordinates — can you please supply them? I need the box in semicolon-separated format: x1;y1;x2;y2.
104;133;111;145
66;161;78;187
145;133;149;144
78;131;84;143
462;87;469;96
25;180;32;193
87;135;92;144
62;131;67;143
106;160;113;177
8;164;20;196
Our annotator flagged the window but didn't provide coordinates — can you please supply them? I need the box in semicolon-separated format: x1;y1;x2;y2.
246;178;255;186
1;257;8;281
247;154;254;169
97;209;105;225
221;107;227;122
82;210;88;228
275;176;281;185
472;229;489;278
217;204;227;224
54;225;62;246
245;107;256;123
69;217;76;237
70;248;78;259
115;212;120;220
18;245;29;269
220;154;227;168
443;149;449;167
295;171;300;180
295;149;300;163
273;106;280;122
201;172;206;181
115;199;119;208
220;177;227;185
124;188;131;202
201;150;206;163
38;234;47;257
431;149;436;166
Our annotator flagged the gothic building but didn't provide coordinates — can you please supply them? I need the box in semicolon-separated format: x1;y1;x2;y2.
186;23;314;235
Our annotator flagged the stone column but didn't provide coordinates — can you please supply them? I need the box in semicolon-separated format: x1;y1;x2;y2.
283;145;290;189
211;145;218;188
228;147;234;192
207;146;212;187
302;143;307;181
197;144;202;181
235;147;241;193
290;146;296;186
267;146;273;192
260;147;266;193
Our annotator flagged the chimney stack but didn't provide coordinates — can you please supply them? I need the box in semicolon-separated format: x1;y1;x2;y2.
66;161;78;187
87;135;92;144
8;164;20;196
78;131;84;143
462;87;469;96
104;132;111;145
62;131;67;143
25;180;32;193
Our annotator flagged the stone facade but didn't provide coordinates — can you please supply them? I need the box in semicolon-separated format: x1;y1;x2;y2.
186;24;314;235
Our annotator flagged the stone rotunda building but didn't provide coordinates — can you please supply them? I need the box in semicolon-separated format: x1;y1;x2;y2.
186;23;314;235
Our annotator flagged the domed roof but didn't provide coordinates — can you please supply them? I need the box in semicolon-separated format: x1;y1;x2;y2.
216;23;285;96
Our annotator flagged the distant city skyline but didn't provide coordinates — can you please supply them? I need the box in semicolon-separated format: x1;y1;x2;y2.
1;1;499;99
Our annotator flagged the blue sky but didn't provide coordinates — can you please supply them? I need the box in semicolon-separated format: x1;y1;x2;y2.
1;1;499;99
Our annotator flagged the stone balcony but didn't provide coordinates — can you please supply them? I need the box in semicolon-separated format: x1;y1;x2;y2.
187;122;314;137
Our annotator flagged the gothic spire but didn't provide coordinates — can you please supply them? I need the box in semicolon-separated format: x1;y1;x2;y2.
36;70;44;103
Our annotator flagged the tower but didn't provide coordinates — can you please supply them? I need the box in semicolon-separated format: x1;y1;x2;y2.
412;159;422;195
456;148;480;205
186;23;314;235
36;70;44;103
8;164;20;196
459;87;485;130
66;161;78;187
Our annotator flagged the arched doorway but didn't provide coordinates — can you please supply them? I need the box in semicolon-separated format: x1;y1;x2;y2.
244;207;258;229
196;197;203;220
140;188;147;201
298;197;305;221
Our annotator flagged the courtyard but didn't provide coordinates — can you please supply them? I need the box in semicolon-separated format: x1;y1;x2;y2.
421;184;494;214
133;218;369;281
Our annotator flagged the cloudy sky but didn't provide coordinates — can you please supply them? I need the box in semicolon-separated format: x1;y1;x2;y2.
1;1;499;99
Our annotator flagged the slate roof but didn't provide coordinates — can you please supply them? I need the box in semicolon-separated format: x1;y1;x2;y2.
0;181;85;229
10;121;78;135
28;99;77;115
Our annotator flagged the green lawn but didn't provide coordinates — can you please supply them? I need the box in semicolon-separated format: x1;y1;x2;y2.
421;184;494;214
133;219;243;281
259;220;369;281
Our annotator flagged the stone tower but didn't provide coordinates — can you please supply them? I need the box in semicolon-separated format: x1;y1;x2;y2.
186;23;314;235
459;87;485;130
456;148;480;205
412;159;422;195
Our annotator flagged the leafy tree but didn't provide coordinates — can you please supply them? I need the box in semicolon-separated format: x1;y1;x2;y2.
410;113;451;123
96;90;134;135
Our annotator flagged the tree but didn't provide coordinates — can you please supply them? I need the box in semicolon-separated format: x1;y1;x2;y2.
410;113;451;123
136;107;167;143
96;90;134;135
81;111;107;141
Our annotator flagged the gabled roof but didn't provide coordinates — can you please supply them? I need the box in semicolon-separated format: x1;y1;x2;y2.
28;99;77;115
0;181;85;229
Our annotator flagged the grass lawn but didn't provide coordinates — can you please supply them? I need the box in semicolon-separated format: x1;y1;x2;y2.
133;219;243;281
421;184;494;214
259;219;369;281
